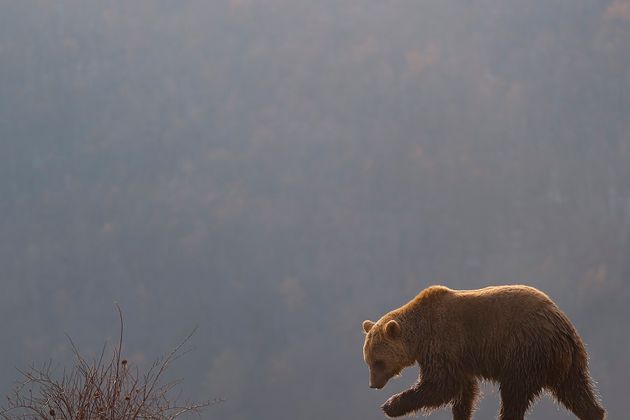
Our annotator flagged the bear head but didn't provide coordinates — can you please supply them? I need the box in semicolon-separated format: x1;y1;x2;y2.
362;318;415;389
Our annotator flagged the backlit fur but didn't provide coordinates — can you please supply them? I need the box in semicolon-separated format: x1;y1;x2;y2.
362;285;605;420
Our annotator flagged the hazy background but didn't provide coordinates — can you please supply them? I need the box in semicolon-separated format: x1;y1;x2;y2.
1;1;629;419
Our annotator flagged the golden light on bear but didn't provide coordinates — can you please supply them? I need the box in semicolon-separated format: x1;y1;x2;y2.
362;285;605;420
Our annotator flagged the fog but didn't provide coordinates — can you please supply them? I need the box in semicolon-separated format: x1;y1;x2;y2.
1;1;629;419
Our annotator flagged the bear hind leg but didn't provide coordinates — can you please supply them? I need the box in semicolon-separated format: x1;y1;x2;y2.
498;382;542;420
550;366;605;420
451;379;479;420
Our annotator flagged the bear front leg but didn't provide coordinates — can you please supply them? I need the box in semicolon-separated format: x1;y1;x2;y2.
452;379;479;420
381;376;459;418
381;387;422;418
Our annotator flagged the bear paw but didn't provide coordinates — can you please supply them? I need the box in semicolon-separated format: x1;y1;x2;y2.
381;394;407;418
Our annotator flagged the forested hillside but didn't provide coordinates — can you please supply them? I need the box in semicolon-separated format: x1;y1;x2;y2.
1;1;629;418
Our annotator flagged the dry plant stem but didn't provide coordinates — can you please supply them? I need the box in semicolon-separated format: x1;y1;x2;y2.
1;308;221;420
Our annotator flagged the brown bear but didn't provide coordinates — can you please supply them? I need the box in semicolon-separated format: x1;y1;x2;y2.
362;285;605;420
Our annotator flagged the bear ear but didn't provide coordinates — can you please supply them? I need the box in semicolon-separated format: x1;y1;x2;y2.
385;320;401;338
362;320;375;333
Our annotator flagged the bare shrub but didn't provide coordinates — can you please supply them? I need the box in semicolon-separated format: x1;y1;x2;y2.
1;306;221;419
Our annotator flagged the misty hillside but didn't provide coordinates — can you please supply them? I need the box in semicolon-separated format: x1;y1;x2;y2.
1;1;629;419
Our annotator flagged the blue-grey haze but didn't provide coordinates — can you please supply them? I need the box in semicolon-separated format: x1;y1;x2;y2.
1;1;629;419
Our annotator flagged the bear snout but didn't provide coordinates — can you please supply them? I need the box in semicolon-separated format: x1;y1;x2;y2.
369;377;387;389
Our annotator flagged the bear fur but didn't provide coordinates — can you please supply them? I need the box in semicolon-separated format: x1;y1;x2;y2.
362;285;605;420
